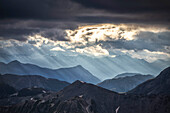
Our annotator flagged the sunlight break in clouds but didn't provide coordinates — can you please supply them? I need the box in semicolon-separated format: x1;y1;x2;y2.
1;23;169;62
50;47;65;52
74;45;109;56
65;24;138;43
65;24;169;44
28;35;50;48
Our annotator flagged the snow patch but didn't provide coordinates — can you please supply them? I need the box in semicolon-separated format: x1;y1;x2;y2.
10;93;18;96
79;95;83;98
42;90;46;93
80;81;85;83
41;100;46;103
51;103;55;107
116;106;120;113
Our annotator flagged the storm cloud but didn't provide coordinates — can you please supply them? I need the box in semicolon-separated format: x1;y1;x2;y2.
72;0;170;13
0;0;169;24
0;0;170;42
0;0;169;68
0;0;80;20
0;27;40;41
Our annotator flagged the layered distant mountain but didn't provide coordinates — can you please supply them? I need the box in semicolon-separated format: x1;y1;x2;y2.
98;74;154;92
0;74;70;92
114;73;140;78
2;55;167;80
128;67;170;95
0;60;100;83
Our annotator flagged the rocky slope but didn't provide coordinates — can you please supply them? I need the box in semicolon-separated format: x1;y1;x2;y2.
0;83;16;99
0;80;169;113
0;87;50;106
0;67;169;113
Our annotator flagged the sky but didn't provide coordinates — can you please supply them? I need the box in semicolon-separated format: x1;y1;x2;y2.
0;0;170;79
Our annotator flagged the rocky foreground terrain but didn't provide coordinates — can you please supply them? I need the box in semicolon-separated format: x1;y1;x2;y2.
0;67;169;113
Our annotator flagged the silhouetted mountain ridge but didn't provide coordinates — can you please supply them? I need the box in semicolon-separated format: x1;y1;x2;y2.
0;74;70;92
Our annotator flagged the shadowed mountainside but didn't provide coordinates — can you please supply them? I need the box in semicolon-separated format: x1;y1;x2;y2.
128;67;170;95
0;80;169;113
0;83;17;99
0;74;70;92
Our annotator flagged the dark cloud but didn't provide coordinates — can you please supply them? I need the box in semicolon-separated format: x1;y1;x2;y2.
0;0;169;42
0;20;79;41
0;27;69;41
73;0;170;25
75;15;170;25
101;31;170;52
0;0;79;20
0;27;40;41
0;0;169;25
72;0;170;13
40;29;69;41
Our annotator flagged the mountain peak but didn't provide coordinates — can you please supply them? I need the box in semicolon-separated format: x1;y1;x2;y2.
74;65;83;68
8;60;21;64
72;80;86;85
114;73;140;78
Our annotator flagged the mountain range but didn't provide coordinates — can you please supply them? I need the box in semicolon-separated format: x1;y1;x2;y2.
0;67;169;113
2;55;168;80
0;60;100;83
0;74;70;92
114;73;140;78
98;74;154;92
